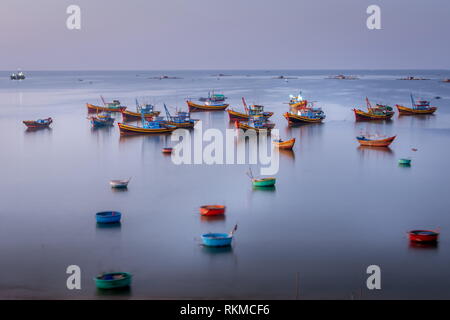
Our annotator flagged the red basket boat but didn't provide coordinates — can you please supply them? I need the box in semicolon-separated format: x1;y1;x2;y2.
408;230;439;243
199;205;226;216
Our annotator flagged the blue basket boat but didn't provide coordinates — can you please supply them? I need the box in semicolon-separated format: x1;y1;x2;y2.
201;233;233;247
96;211;122;224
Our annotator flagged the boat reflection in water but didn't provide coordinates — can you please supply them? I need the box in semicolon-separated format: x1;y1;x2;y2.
201;245;233;255
200;214;226;224
96;285;131;297
96;222;122;229
408;241;439;250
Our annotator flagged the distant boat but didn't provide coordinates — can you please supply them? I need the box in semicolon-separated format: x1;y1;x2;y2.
228;98;273;122
186;90;229;112
356;134;396;147
408;230;439;243
162;147;173;154
94;272;132;289
284;101;325;125
234;118;275;133
89;112;114;128
247;168;276;187
396;94;437;115
353;97;394;121
162;104;198;128
10;71;26;80
96;211;122;224
273;138;296;150
109;178;130;188
23;117;53;129
398;158;412;165
87;96;127;113
199;205;226;216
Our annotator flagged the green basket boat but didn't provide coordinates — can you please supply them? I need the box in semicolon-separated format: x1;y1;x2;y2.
252;177;276;187
398;158;412;165
94;272;132;290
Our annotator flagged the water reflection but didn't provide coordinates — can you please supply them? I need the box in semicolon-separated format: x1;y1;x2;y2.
252;185;276;192
200;215;226;224
96;222;122;230
357;146;394;160
408;241;439;250
279;149;295;160
96;286;131;298
201;245;233;255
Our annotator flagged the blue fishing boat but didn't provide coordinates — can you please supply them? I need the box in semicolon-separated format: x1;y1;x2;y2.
163;104;198;128
89;112;114;128
96;211;122;224
201;224;237;247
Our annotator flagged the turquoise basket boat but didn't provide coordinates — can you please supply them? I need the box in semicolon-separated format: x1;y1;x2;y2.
96;211;121;224
398;158;412;165
252;178;276;187
201;233;233;247
94;272;132;289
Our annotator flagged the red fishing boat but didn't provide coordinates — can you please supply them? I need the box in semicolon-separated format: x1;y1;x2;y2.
408;230;439;243
199;205;226;216
23;117;53;129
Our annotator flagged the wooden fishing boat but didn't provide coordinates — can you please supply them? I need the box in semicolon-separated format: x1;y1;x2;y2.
398;158;412;165
89;113;114;128
408;230;439;243
199;205;226;216
356;135;396;147
396;94;437;115
353;98;394;121
86;103;126;113
96;211;122;224
187;90;229;112
94;272;132;289
23;117;53;129
284;100;325;125
121;99;160;121
288;92;308;108
284;112;324;124
273;138;296;150
109;178;130;188
118;122;176;135
162;105;198;128
187;100;228;112
234;119;275;133
228;98;274;121
252;178;276;187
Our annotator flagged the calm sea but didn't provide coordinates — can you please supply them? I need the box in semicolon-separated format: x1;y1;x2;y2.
0;70;449;299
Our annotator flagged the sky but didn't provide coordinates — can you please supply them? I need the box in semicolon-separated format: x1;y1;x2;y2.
1;0;449;70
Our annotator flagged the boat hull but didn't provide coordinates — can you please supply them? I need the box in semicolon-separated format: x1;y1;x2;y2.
199;205;226;216
252;178;276;187
396;105;437;115
23;118;53;129
187;101;228;112
227;109;273;121
357;136;396;147
94;272;132;289
201;233;233;247
87;103;126;113
283;112;323;125
273;138;296;150
96;211;122;224
164;120;196;128
408;230;439;243
234;121;273;133
353;109;394;121
121;110;159;121
118;123;176;135
90;117;114;128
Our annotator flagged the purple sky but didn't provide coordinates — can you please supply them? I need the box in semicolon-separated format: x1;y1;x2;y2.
1;0;449;70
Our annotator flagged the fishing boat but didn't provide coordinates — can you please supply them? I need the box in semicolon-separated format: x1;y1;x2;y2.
162;147;173;154
398;158;412;165
94;272;132;289
408;230;439;243
272;138;296;150
234;117;275;133
89;112;114;128
118;110;177;135
10;71;26;80
87;96;127;113
121;99;160;121
23;117;53;129
356;134;396;147
396;94;437;115
109;178;130;188
186;90;229;112
288;92;308;108
96;211;122;224
443;79;450;83
201;225;237;247
247;168;276;187
199;205;226;216
227;98;273;121
284;101;325;125
353;97;394;121
162;104;198;128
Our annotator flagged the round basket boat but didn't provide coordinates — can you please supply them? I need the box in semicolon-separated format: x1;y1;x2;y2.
398;158;412;165
96;211;122;224
201;233;233;247
94;272;132;289
408;230;439;243
199;205;226;216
